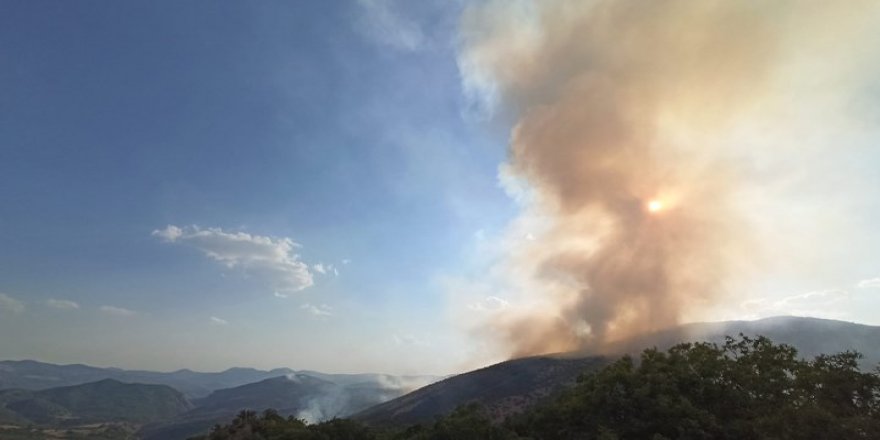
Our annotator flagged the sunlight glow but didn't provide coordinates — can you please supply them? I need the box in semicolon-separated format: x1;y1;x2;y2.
647;199;664;213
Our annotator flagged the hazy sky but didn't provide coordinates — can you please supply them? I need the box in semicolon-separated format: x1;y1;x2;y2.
2;1;880;375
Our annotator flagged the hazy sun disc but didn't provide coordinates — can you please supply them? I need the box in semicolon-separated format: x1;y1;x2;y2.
647;199;664;213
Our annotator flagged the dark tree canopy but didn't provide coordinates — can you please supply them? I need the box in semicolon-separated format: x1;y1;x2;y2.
512;335;880;439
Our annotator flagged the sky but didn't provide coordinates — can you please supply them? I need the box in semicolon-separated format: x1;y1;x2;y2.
1;0;880;375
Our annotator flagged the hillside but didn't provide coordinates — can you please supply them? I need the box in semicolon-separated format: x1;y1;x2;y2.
0;379;192;426
141;373;427;440
355;356;608;426
192;374;339;416
37;379;193;422
356;316;880;425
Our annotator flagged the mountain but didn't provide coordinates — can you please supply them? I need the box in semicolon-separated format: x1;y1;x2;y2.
0;360;113;392
603;316;880;367
0;359;442;438
0;379;192;425
0;360;296;398
357;316;880;425
192;374;339;417
138;375;336;440
140;373;437;440
297;370;444;389
355;356;608;426
0;360;443;401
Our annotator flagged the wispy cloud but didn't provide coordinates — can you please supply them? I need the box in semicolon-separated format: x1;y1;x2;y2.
392;333;430;347
354;0;424;51
311;263;339;277
100;305;136;317
740;289;851;320
467;296;510;313
0;293;24;314
210;316;229;325
300;303;332;317
153;225;314;295
47;299;80;310
857;278;880;288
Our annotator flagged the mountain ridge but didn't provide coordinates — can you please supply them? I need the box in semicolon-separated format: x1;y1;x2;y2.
0;359;441;399
355;316;880;426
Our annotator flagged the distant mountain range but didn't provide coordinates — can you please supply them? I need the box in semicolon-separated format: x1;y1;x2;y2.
356;316;880;425
0;360;301;398
0;359;441;439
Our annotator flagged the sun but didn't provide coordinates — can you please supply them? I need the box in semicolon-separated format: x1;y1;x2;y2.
646;199;664;213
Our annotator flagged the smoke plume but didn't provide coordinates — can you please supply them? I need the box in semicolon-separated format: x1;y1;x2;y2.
457;0;879;357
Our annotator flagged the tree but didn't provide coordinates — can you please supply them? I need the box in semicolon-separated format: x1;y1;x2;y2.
509;335;880;439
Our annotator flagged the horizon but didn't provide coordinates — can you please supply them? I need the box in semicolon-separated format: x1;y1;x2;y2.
0;314;874;376
3;1;880;376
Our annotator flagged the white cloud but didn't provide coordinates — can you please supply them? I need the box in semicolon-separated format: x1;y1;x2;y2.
739;278;880;321
776;289;849;307
312;263;339;277
152;224;183;241
300;303;332;317
857;278;880;288
100;305;136;317
739;289;851;319
153;225;314;295
210;316;229;325
0;293;24;314
46;299;80;310
355;0;424;51
467;295;510;312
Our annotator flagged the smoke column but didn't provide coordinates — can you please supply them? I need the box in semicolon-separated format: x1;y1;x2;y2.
456;0;880;357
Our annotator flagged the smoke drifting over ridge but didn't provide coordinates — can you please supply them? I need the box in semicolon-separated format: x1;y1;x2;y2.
457;0;880;357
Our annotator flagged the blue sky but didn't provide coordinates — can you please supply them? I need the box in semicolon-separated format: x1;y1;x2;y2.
2;1;880;374
0;1;516;373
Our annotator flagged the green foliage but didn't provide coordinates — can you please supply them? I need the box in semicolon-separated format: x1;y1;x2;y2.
194;335;880;440
385;404;514;440
510;335;880;439
190;409;375;440
0;422;138;440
